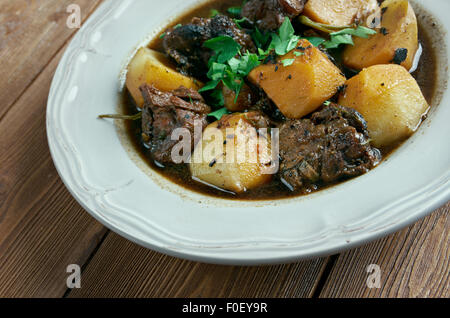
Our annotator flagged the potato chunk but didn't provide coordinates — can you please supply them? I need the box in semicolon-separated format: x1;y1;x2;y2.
190;113;273;193
126;47;202;107
342;0;418;71
304;0;379;27
248;39;346;119
338;64;429;148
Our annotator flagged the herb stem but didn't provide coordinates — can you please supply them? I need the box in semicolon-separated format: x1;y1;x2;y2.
299;16;355;34
98;112;142;120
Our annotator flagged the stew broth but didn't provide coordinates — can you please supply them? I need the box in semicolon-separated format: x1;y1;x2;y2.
122;0;438;200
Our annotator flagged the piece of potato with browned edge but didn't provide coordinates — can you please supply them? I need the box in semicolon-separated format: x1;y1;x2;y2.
304;0;379;27
190;113;273;193
342;0;418;71
338;64;429;148
222;83;256;112
248;39;346;119
126;47;202;107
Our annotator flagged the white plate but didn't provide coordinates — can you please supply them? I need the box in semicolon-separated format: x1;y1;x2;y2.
47;0;450;265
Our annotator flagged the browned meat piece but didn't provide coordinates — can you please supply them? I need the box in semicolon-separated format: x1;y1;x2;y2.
249;88;287;123
163;15;256;79
242;0;306;31
139;84;211;164
278;104;381;192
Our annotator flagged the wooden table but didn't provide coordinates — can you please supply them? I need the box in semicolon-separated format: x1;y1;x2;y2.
0;0;448;298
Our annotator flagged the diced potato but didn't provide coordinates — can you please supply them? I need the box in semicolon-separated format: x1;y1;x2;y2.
223;83;255;112
126;47;202;107
342;0;418;71
304;0;379;27
190;113;273;193
248;39;346;119
338;64;429;148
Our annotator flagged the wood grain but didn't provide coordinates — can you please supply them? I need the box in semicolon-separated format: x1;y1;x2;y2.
0;0;102;119
319;203;449;298
0;0;448;299
68;232;329;298
0;42;107;297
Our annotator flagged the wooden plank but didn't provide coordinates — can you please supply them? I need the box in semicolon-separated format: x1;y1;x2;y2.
0;0;102;119
0;44;107;297
68;233;329;298
319;203;449;298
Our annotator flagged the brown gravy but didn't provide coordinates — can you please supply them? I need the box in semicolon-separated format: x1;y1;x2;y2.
122;0;438;200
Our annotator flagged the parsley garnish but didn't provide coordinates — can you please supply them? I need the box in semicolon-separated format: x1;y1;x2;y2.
210;9;220;17
265;18;300;56
203;36;241;63
322;26;377;49
298;15;377;49
208;107;229;120
227;7;242;16
199;36;261;107
281;58;295;67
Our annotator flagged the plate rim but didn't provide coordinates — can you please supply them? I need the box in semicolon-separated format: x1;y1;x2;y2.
47;0;450;265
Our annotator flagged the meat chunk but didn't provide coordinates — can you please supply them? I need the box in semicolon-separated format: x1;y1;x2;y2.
139;84;211;164
163;15;256;79
242;0;306;31
278;104;381;192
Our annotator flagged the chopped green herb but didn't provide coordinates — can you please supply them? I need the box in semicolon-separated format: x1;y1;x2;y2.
198;80;221;93
299;15;354;34
173;24;182;29
298;15;377;49
203;36;241;63
270;18;300;56
281;58;295;66
323;26;377;49
233;17;248;28
227;7;242;16
330;26;377;39
293;51;304;57
208;107;229;120
252;27;271;49
210;9;220;17
201;35;261;105
304;37;326;47
210;89;225;107
159;32;166;39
